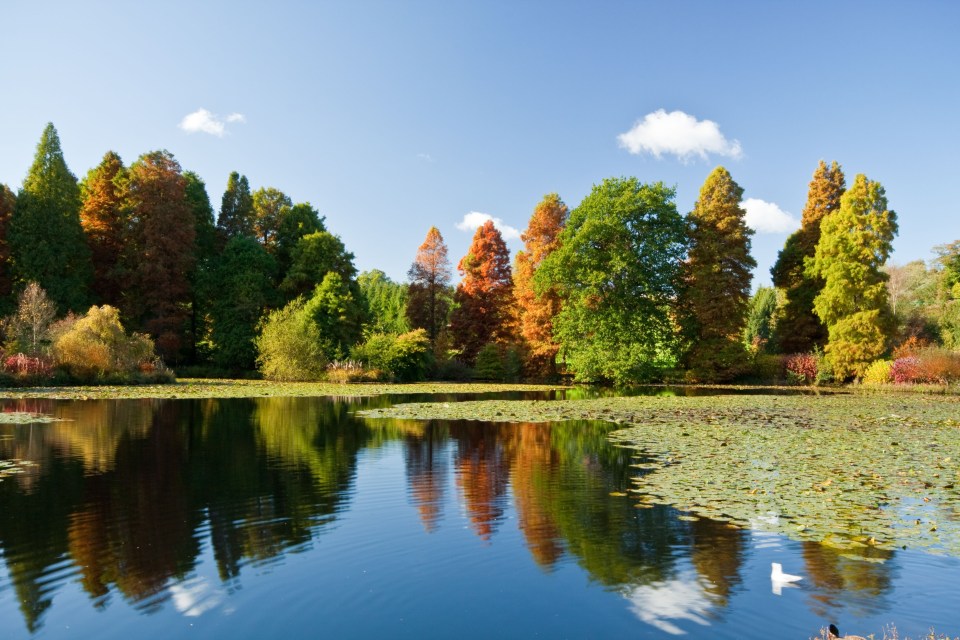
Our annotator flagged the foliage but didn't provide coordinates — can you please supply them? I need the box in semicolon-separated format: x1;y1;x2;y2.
536;177;687;384
679;167;755;381
890;348;960;384
255;297;327;381
784;352;817;384
884;260;940;344
743;286;777;352
217;171;254;242
450;220;514;364
513;193;568;377
51;305;160;381
3;282;57;355
325;359;382;383
275;202;324;278
183;171;218;362
0;184;14;308
808;174;898;380
208;236;277;370
79;151;128;308
861;359;893;384
281;230;358;300
303;272;367;361
406;226;453;346
933;241;960;348
358;269;409;334
350;328;431;382
124;150;196;362
2;353;53;378
472;342;523;382
771;161;845;353
9;123;92;312
252;186;292;251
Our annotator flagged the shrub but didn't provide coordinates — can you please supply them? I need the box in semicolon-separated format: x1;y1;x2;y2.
812;346;835;385
861;359;893;384
891;356;922;384
255;297;328;381
351;329;432;382
785;353;817;384
744;354;787;384
472;343;523;382
52;306;158;382
432;358;472;381
891;348;960;384
325;360;383;383
3;354;53;377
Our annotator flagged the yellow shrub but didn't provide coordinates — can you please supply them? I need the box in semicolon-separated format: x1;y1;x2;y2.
861;359;893;385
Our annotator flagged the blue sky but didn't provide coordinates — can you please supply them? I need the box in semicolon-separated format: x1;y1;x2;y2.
1;0;957;285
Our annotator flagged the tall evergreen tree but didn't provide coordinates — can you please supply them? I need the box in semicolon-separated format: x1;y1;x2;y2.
9;123;92;312
0;184;15;310
79;151;128;308
183;171;217;362
679;167;755;381
125;150;196;362
808;174;898;380
217;171;254;243
536;178;687;384
771;160;845;353
450;220;513;364
359;269;409;334
406;226;452;347
513;193;568;377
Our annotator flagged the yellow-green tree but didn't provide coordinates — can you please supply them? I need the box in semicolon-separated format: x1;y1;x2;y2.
679;167;755;381
807;174;898;379
771;161;845;353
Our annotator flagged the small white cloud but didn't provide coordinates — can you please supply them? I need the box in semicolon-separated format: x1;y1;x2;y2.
625;572;714;635
617;109;742;162
455;211;521;241
741;198;800;234
179;108;246;137
170;577;224;617
416;152;436;163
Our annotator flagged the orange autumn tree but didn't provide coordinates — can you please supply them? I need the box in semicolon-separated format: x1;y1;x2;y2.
406;226;453;347
450;220;513;364
513;193;568;377
80;151;128;308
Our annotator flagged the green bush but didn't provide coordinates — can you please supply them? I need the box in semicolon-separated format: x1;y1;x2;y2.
473;343;523;382
255;297;328;381
351;329;431;382
862;359;893;384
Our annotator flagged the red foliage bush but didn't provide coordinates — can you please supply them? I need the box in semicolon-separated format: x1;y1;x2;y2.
785;353;817;383
3;354;52;377
891;349;960;384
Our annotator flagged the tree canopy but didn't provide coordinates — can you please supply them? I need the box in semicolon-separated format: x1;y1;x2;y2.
406;226;453;348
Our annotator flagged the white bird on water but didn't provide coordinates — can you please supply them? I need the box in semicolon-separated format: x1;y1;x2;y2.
770;562;802;595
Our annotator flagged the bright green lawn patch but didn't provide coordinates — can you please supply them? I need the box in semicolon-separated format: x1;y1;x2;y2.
0;378;561;400
360;392;960;556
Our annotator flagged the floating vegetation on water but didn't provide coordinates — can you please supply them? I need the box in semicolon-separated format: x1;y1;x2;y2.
0;459;36;480
0;411;61;423
0;379;560;401
360;392;960;556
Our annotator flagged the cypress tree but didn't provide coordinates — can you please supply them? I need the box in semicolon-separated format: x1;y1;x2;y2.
217;171;254;243
406;226;453;347
79;151;128;308
679;167;756;381
9;123;92;312
0;184;15;310
771;160;845;353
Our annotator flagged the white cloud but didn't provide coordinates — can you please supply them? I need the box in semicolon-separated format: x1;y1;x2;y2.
625;572;714;635
170;577;224;617
617;109;742;162
741;198;800;234
416;152;436;163
455;211;521;241
179;108;246;137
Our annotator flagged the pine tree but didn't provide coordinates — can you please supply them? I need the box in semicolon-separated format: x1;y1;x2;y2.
217;171;254;243
679;167;756;381
79;151;128;307
125;150;196;362
808;174;898;380
9;123;92;312
0;184;15;310
359;269;409;334
183;171;217;362
771;160;845;353
406;226;452;347
513;193;568;377
450;220;513;364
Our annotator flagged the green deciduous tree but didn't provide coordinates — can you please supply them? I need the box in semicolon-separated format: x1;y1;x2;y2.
79;151;128;308
771;160;845;353
281;231;358;300
255;296;327;381
807;174;898;380
449;220;513;364
252;187;292;251
125;150;196;362
358;269;409;334
513;193;568;377
536;177;687;384
406;226;453;347
275;202;325;281
679;167;755;381
217;171;254;243
208;236;277;370
3;282;57;355
9;123;92;312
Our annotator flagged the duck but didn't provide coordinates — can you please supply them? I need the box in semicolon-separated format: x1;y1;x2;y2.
828;623;867;640
770;562;802;582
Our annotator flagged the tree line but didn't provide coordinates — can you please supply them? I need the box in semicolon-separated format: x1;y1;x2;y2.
1;123;957;385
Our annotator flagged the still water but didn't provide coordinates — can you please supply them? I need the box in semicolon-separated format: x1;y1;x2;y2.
0;394;957;639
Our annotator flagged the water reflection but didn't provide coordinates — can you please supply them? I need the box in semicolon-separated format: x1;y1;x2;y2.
0;396;903;636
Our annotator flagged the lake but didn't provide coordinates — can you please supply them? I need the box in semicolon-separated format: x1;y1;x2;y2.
1;392;958;639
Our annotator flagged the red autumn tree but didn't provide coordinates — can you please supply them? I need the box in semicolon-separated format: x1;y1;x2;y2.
450;220;513;364
513;194;568;376
406;226;453;346
125;150;196;362
80;151;128;307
